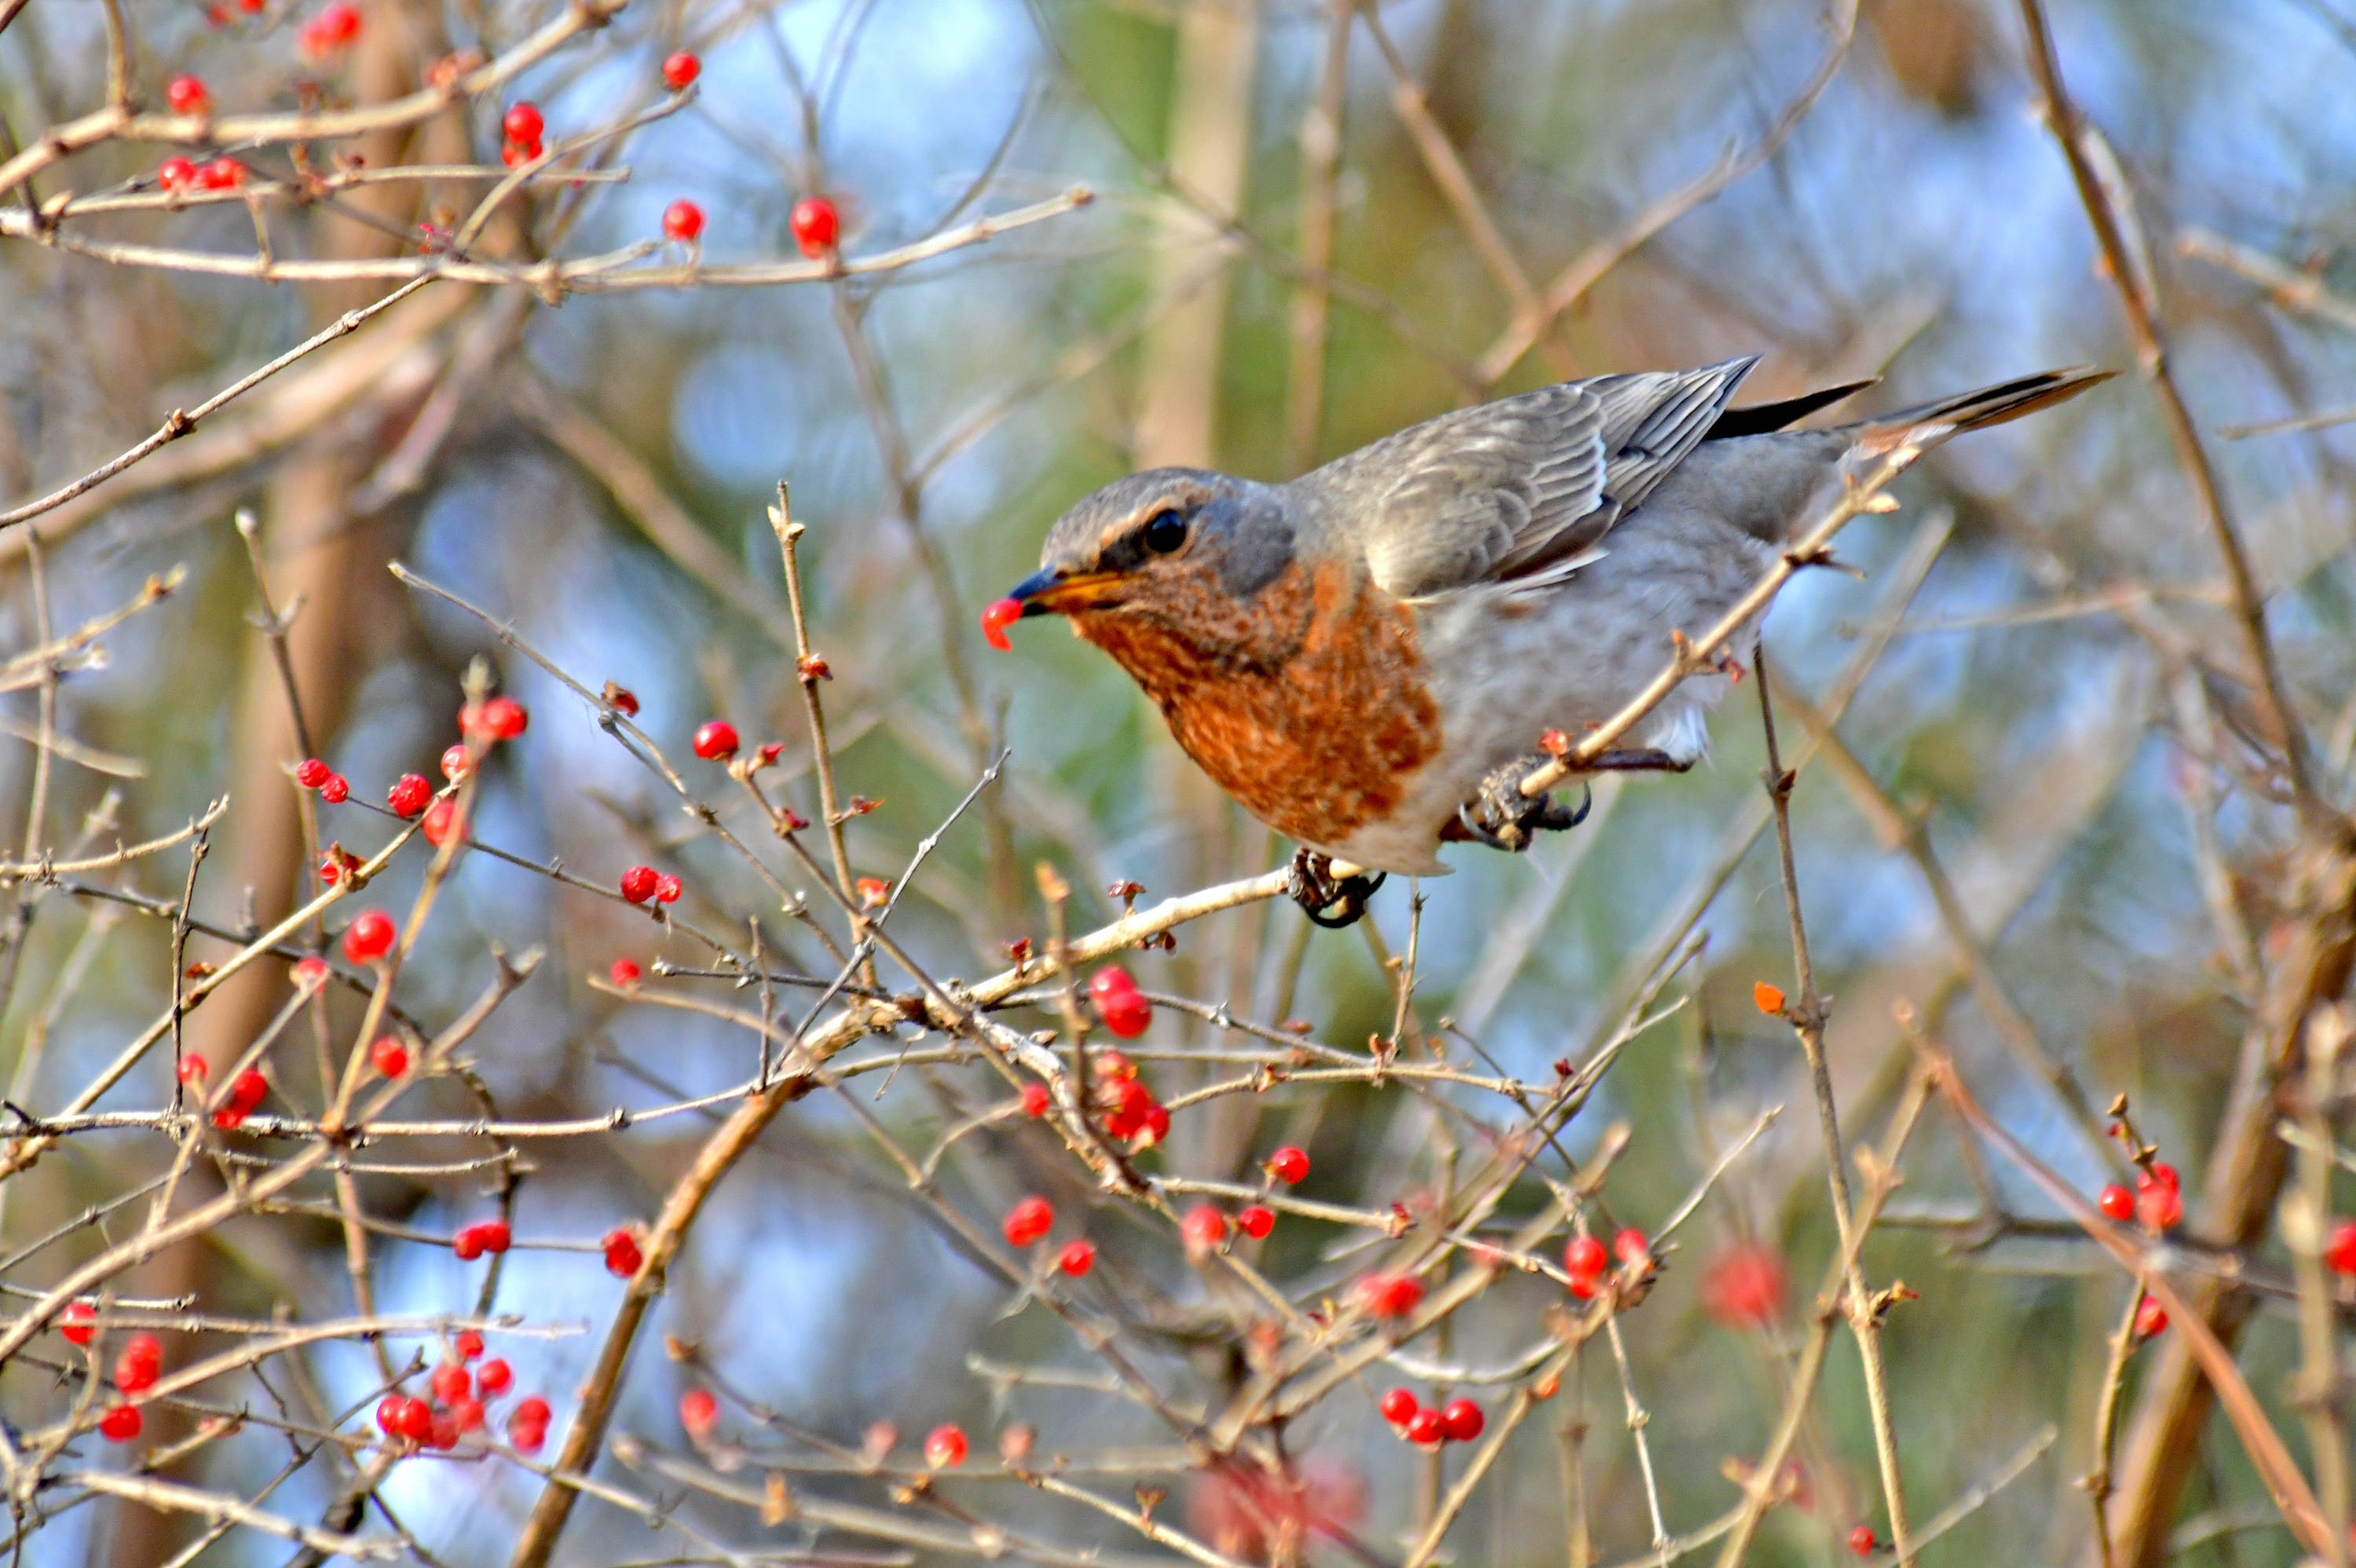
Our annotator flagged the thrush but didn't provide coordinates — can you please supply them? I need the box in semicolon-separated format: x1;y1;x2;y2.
993;356;2107;922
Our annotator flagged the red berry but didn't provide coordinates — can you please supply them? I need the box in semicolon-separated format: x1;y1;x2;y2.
1701;1243;1787;1328
679;1387;718;1438
475;1358;512;1394
100;1404;143;1442
229;1069;268;1109
427;1411;458;1448
454;1330;485;1361
198;156;243;189
2136;1182;2183;1232
296;757;331;788
2098;1184;2135;1222
1141;1102;1170;1146
979;596;1021;651
60;1301;96;1345
1440;1398;1483;1442
501;103;543;144
2135;1297;2168;1338
480;696;528;738
1564;1235;1608;1279
177;1055;208;1084
606;686;640;716
212;1106;247;1131
319;773;349;803
1354;1271;1425;1319
166;74;210;114
449;1396;485;1434
620;866;659;903
454;1226;485;1261
508;1414;546;1453
1405;1407;1444;1445
441;744;471;781
477;1219;510;1253
924;1424;968;1468
376;1395;406;1435
2325;1219;2356;1276
790;196;840;257
159;155;197;190
342;909;395;963
293;954;330;988
663;199;704;242
692;719;737;759
512;1394;551;1427
501;141;539;168
1088;967;1138;1007
661;51;700;90
1378;1387;1418;1426
1004;1196;1055;1248
609;958;642;988
602;1227;643;1277
312;0;359;42
421;799;463;847
1019;1081;1052;1117
115;1332;163;1392
653;874;682;904
387;773;431;817
431;1362;471;1403
1097;987;1151;1040
394;1396;433;1442
1238;1204;1275;1240
1057;1239;1096;1277
1264;1146;1309;1184
1612;1227;1651;1266
369;1036;408;1077
2145;1161;2181;1191
1849;1525;1876;1557
1181;1205;1227;1253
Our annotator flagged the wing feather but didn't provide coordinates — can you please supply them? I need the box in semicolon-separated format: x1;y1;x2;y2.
1348;357;1758;601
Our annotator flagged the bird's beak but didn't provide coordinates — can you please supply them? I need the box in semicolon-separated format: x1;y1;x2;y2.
1004;565;1123;616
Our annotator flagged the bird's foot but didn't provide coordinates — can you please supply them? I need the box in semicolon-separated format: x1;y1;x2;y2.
1287;847;1387;929
1451;755;1597;853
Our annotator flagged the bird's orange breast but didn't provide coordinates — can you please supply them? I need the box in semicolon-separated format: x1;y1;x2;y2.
1070;560;1442;847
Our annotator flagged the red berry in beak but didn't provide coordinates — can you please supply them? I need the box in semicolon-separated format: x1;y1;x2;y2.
981;597;1021;652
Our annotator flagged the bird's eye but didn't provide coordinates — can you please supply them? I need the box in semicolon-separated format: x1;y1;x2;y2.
1142;509;1187;554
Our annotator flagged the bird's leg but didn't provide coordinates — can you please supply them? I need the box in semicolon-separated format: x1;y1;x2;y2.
1452;756;1601;852
1286;847;1387;929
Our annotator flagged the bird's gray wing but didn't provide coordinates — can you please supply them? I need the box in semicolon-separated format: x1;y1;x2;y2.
1353;357;1758;600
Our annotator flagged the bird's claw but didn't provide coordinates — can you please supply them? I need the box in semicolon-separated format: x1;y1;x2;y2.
1287;848;1386;929
1454;758;1593;853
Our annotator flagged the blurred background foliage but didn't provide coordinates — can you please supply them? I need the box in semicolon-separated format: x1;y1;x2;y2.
4;0;2355;1562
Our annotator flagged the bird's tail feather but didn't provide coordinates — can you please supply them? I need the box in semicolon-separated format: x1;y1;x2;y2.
1854;367;2115;451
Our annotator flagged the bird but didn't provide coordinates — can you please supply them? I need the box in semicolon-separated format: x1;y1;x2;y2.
990;356;2108;923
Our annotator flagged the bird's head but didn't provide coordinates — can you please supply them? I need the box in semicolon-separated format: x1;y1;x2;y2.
996;469;1294;632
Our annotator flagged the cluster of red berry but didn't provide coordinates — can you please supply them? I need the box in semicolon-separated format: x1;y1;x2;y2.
602;1226;645;1277
1564;1227;1650;1300
998;1196;1096;1277
1088;965;1151;1037
1378;1388;1483;1446
295;0;361;57
499;101;544;167
2095;1160;2183;1233
1088;1049;1168;1147
451;1218;511;1260
208;1066;271;1130
618;864;683;905
376;1331;543;1452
